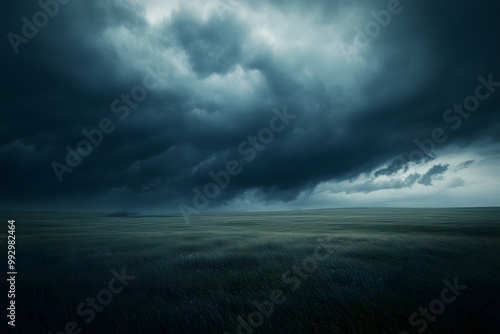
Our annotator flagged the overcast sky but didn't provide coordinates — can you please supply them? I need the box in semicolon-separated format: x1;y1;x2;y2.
1;0;499;213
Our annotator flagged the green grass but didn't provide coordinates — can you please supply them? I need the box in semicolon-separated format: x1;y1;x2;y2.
2;208;500;334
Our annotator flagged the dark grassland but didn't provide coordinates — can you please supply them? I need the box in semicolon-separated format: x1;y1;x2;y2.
1;208;499;334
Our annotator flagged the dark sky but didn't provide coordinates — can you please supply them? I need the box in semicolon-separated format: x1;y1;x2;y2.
1;0;499;214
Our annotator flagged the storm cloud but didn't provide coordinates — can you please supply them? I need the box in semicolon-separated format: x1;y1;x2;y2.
418;164;449;186
1;0;499;212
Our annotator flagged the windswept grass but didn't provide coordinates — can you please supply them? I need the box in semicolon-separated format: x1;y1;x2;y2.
2;208;499;333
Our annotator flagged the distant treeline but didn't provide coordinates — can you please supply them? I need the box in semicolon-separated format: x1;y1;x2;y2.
104;211;140;218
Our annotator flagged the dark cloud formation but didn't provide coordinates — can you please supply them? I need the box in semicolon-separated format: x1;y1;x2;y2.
341;171;422;194
418;164;449;186
456;160;475;171
0;0;499;212
171;10;246;77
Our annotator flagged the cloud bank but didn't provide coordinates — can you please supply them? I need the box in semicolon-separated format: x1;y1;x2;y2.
1;0;499;212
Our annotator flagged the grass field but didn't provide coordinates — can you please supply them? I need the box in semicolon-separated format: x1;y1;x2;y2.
2;208;500;334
